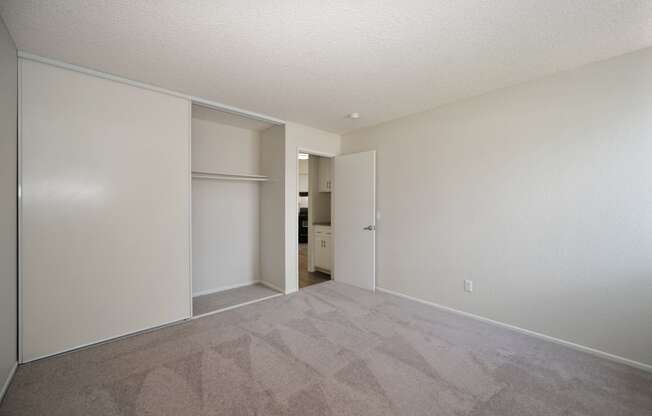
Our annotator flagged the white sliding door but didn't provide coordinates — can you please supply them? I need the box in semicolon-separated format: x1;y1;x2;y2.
20;59;191;361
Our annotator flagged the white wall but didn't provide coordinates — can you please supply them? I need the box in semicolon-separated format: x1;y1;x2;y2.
192;116;261;175
20;59;191;361
284;123;340;293
343;47;652;367
191;113;262;295
0;16;17;398
260;125;286;292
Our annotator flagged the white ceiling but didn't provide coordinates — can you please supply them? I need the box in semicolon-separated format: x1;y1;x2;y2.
2;1;651;134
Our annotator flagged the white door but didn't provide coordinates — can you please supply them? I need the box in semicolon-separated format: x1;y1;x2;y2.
333;151;376;291
20;59;191;362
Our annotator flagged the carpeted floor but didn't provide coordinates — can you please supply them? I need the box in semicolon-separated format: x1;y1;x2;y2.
1;281;650;415
193;283;281;316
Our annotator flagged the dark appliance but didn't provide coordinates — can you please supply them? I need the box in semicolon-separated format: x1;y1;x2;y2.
298;207;308;243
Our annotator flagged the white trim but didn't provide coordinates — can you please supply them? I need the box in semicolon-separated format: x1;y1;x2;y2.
259;280;285;294
17;51;286;126
21;317;189;364
0;362;18;403
18;51;188;100
313;266;331;275
192;281;262;298
191;97;285;126
191;292;283;320
376;287;652;373
187;98;193;320
191;171;269;182
370;151;377;292
17;57;23;363
296;147;338;159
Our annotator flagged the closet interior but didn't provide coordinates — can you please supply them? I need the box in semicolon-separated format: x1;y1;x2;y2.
191;104;282;317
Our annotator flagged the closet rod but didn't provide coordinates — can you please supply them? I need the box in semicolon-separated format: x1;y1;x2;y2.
191;171;269;182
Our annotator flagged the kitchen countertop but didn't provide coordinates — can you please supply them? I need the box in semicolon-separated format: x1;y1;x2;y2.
313;222;331;226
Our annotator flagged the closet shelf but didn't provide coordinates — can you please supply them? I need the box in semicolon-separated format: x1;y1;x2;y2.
191;171;269;182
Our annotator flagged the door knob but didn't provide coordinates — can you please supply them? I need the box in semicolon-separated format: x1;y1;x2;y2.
363;225;375;231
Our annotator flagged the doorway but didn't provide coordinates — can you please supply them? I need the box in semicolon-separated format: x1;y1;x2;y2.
297;151;332;289
190;104;283;318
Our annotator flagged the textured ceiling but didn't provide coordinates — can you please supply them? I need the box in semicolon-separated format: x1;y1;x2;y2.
2;1;651;133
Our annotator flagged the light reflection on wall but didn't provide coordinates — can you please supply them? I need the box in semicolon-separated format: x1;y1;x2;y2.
27;179;106;204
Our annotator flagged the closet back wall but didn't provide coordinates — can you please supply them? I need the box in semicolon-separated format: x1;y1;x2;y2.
191;108;262;295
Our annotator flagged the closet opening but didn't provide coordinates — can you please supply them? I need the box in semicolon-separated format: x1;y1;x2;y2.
297;151;333;289
191;104;282;318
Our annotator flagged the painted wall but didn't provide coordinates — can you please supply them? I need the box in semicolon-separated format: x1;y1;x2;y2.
260;125;286;292
284;123;340;293
0;16;17;398
20;59;191;361
192;115;261;175
191;115;262;295
343;48;652;367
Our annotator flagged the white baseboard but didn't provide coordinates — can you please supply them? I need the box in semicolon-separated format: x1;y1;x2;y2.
314;267;331;276
259;280;285;294
192;280;261;298
0;362;18;402
22;317;189;364
375;287;652;373
192;292;283;320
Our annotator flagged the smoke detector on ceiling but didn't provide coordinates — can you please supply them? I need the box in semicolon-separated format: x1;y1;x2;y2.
348;112;360;119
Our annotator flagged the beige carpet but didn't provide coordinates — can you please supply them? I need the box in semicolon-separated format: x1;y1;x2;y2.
193;283;281;316
1;281;650;415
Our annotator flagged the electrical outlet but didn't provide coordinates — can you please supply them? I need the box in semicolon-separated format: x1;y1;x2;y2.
464;280;473;293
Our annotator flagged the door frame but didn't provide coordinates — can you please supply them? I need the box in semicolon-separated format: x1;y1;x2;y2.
295;147;337;290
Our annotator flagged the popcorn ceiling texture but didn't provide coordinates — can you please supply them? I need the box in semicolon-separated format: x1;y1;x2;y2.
1;0;651;133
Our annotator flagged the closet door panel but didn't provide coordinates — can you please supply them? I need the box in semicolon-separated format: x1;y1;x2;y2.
20;59;191;361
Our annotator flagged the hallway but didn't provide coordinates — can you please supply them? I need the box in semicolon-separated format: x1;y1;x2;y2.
299;243;330;288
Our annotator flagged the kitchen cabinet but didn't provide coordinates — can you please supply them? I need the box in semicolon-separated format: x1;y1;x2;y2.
314;225;331;272
318;157;332;192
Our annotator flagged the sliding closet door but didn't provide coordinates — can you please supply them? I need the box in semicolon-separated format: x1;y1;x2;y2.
20;59;191;362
